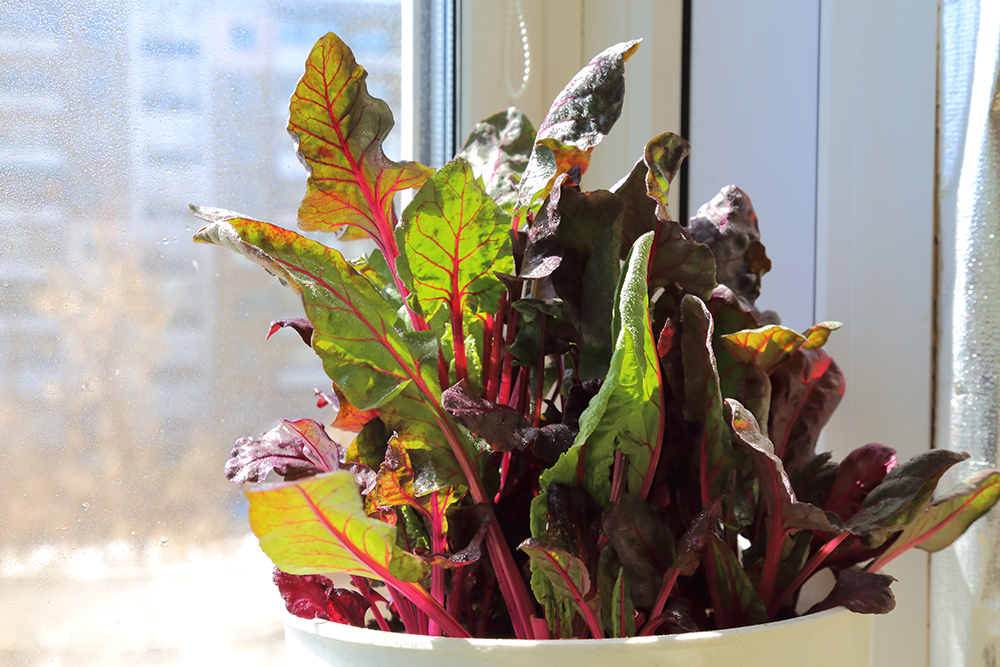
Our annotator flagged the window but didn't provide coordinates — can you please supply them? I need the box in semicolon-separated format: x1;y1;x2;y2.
0;2;454;664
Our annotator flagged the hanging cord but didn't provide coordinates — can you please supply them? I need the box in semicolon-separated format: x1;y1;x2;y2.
503;0;531;99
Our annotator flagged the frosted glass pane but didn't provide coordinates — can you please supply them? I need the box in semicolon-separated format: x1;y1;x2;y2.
0;1;428;664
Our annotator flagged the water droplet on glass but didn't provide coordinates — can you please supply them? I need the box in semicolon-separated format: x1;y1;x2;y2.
160;538;168;548
82;502;90;512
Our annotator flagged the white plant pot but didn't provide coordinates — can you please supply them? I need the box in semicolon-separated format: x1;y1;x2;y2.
282;607;873;667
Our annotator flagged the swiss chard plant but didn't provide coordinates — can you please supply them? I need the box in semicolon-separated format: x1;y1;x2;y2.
192;33;1000;639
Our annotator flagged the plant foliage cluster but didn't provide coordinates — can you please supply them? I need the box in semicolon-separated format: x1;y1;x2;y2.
193;33;1000;639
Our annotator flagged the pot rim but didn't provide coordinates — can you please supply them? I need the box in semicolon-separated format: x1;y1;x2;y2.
282;606;861;652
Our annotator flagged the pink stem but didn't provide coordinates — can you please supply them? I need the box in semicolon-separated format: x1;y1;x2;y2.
768;530;850;619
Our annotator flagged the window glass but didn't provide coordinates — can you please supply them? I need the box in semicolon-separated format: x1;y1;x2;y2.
0;1;445;664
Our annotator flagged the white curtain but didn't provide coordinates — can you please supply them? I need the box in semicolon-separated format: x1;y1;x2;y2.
933;1;1000;664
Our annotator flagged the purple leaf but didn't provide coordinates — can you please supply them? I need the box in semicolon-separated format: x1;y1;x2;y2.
687;185;771;308
267;318;314;346
225;419;342;484
442;380;534;452
807;567;896;615
601;492;675;607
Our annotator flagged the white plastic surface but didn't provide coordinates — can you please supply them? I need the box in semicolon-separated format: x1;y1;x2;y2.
283;607;873;667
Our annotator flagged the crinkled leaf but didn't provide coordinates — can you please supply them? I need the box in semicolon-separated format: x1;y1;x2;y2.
825;444;899;522
807;567;896;615
193;215;471;494
399;158;513;328
873;469;1000;567
456;107;535;212
722;322;842;374
545;482;602;564
351;248;404;313
601;492;675;607
614;141;715;298
516;40;641;209
287;32;433;244
643;132;690;220
847;449;970;545
442;380;533;452
273;569;371;626
543;180;624;380
248;471;471;636
687;186;771;307
226;418;342;484
768;348;845;468
705;533;767;628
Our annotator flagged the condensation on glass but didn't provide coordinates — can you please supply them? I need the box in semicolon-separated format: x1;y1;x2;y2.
0;1;449;664
934;1;1000;665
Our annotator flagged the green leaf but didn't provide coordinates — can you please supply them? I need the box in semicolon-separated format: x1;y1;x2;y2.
847;449;971;545
456;107;536;212
248;471;469;637
538;232;662;503
610;568;635;638
870;469;1000;569
287;33;433;247
248;471;421;580
192;213;416;410
400;158;513;328
520;538;598;637
705;533;767;628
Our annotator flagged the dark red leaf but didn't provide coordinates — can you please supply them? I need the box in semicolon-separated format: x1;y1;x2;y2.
807;567;896;615
267;318;314;346
825;444;899;522
273;568;371;626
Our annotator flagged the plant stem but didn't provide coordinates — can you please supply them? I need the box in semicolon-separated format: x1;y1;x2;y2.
451;306;469;385
648;568;681;621
498;309;519;405
532;314;547;427
767;530;849;619
429;494;448;636
486;294;507;402
351;575;391;632
758;512;786;608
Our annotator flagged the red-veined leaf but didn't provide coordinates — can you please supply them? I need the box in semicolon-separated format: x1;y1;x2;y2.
807;567;896;615
868;469;1000;571
287;32;433;252
520;538;603;638
721;322;842;374
247;471;469;637
705;533;767;629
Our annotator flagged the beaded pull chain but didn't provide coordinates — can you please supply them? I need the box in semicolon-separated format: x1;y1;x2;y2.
503;0;531;99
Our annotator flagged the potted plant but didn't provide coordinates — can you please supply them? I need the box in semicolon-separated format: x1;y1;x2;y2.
191;32;1000;664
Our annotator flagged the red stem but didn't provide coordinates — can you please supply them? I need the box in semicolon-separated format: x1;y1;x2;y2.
768;530;850;618
649;568;681;621
609;452;626;506
481;313;494;391
758;511;787;608
351;576;391;632
451;305;469;385
498;310;519;405
428;494;448;636
486;294;507;402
